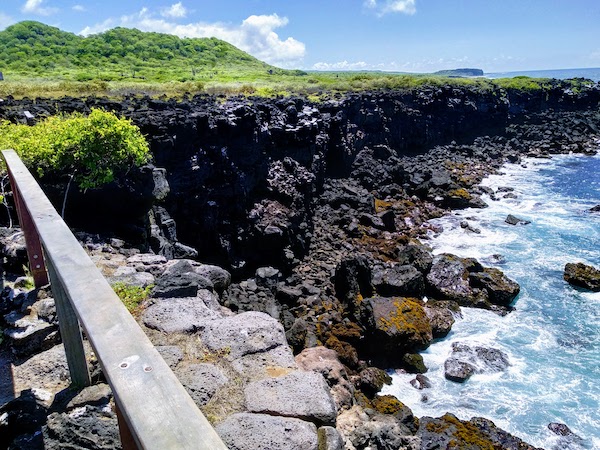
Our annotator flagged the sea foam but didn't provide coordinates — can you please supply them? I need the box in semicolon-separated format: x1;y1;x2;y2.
384;154;600;449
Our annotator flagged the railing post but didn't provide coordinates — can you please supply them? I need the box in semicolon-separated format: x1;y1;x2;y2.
1;149;229;449
5;168;49;287
46;258;91;388
115;402;140;450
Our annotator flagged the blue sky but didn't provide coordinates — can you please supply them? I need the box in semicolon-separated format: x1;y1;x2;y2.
1;0;599;73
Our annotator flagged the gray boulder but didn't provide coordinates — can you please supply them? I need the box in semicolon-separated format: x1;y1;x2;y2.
409;374;432;390
396;241;434;273
334;256;374;310
371;264;425;298
43;406;120;450
175;363;228;407
444;358;476;383
426;253;520;311
153;260;214;297
336;405;420;450
295;346;354;412
109;266;155;288
424;300;458;338
156;345;184;369
255;266;281;290
9;344;86;398
505;214;531;225
216;413;318;450
198;311;297;379
193;264;232;294
3;311;59;356
199;311;287;358
426;254;485;306
245;370;337;425
444;342;510;383
65;384;112;411
125;253;167;276
142;294;223;334
469;268;520;306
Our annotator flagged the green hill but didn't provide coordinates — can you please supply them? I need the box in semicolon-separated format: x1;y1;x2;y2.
0;21;291;82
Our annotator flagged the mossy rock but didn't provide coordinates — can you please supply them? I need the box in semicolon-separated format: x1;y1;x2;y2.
325;335;359;369
448;188;472;200
372;395;419;433
355;367;392;398
564;262;600;291
372;394;405;414
401;353;427;374
363;297;433;361
418;413;537;450
330;322;363;343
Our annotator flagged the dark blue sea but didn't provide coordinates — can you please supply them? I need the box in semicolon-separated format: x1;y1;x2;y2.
384;152;600;449
486;67;600;82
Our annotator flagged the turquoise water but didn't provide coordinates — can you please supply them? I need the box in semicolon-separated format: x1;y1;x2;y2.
486;67;600;82
383;152;600;449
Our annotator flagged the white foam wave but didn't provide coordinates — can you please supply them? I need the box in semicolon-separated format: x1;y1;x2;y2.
387;154;600;449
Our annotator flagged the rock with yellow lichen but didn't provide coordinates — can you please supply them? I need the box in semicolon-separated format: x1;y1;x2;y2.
564;262;600;291
418;413;541;450
360;297;433;366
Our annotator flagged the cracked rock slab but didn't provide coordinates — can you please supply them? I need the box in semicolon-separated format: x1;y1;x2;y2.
142;295;223;334
198;311;288;359
216;413;318;450
175;363;228;407
245;370;337;425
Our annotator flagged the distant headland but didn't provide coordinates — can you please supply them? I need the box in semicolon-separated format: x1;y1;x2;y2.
434;68;484;77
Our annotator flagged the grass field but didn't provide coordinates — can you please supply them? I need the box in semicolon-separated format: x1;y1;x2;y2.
0;21;593;100
0;71;574;101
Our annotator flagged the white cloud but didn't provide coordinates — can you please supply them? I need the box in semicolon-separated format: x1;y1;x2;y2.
80;18;116;36
311;56;500;74
80;9;306;68
0;12;15;30
365;0;417;16
21;0;58;16
72;4;86;12
161;2;187;19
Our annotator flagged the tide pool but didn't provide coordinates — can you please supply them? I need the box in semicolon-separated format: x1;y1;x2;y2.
383;152;600;449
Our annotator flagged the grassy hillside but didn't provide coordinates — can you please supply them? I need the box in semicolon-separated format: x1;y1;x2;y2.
0;21;590;99
0;21;292;82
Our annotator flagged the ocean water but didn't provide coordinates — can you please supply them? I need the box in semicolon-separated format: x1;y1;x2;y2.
383;152;600;449
486;67;600;82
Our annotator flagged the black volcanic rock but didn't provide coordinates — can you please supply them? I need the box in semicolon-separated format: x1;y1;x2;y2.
564;262;600;291
444;342;510;383
371;264;425;298
1;85;600;450
505;214;531;225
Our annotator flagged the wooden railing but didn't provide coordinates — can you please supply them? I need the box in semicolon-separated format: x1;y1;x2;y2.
2;150;228;449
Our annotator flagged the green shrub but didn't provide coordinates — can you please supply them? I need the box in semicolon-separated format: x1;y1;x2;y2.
112;282;153;313
0;108;150;189
75;72;94;82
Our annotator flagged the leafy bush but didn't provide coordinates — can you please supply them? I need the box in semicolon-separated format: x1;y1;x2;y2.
112;282;153;313
0;109;150;189
75;72;94;81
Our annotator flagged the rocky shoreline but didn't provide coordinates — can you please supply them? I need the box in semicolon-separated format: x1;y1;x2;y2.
1;81;599;449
